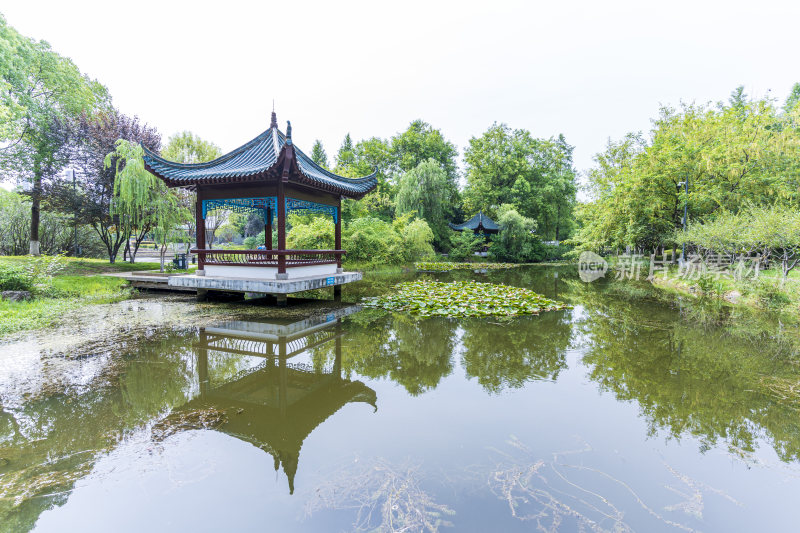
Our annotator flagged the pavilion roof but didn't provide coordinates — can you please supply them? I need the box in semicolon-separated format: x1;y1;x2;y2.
449;211;501;233
142;113;377;199
184;368;377;494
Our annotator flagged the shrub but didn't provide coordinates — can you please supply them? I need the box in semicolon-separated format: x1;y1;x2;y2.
542;243;571;261
752;278;791;309
400;219;435;261
344;217;403;264
287;215;334;250
0;264;34;292
243;234;261;249
448;230;484;262
489;205;545;263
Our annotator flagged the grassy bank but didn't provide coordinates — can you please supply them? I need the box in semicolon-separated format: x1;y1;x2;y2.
0;275;135;337
0;256;170;338
0;256;163;275
623;261;800;314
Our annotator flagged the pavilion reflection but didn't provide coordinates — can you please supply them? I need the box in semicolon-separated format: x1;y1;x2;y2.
187;306;377;494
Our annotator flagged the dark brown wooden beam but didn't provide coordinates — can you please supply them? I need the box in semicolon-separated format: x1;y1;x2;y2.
196;187;206;269
277;180;286;274
335;196;342;269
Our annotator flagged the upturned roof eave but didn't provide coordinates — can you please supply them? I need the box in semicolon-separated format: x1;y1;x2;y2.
141;124;378;198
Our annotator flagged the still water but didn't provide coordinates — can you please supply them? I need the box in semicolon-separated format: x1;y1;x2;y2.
1;266;800;532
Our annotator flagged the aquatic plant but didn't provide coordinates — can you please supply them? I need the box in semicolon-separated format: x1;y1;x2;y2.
414;262;520;272
487;436;740;532
304;457;454;533
363;280;569;318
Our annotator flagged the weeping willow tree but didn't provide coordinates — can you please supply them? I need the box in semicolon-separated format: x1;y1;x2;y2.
105;140;190;270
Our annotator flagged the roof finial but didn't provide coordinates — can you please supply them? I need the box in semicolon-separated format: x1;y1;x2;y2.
286;120;292;144
270;106;278;128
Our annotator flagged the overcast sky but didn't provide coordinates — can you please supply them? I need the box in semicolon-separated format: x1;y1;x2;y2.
4;0;800;182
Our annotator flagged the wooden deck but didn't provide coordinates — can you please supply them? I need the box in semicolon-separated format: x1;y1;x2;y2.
105;271;196;292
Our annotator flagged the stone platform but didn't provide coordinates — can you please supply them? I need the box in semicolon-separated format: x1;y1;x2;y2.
167;271;362;295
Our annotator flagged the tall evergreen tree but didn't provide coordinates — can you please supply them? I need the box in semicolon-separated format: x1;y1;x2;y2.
310;139;328;169
335;133;355;169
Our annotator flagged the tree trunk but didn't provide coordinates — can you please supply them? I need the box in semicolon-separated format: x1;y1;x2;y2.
29;174;42;255
159;242;167;273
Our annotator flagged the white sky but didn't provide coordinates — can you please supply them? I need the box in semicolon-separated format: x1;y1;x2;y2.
3;0;800;183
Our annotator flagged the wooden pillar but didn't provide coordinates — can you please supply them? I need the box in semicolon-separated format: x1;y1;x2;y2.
198;328;209;398
335;197;342;269
195;188;205;270
334;319;342;379
265;207;273;250
278;337;287;417
277;181;286;274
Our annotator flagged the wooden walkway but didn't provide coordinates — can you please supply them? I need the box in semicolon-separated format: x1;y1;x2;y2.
104;271;195;292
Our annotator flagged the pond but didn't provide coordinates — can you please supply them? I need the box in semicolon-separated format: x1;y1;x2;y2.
1;265;799;532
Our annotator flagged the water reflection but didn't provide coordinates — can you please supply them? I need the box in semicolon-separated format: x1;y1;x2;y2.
1;266;799;532
460;310;573;393
571;279;800;461
337;311;457;396
0;328;196;533
187;308;377;494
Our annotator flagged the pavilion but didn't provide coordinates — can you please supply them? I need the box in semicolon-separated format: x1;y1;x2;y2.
142;112;377;300
448;211;501;235
449;211;501;256
182;307;376;494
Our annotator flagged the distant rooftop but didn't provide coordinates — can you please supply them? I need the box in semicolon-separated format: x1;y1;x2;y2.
449;211;501;233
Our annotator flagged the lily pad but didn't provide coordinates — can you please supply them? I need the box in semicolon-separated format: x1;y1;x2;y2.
363;280;570;318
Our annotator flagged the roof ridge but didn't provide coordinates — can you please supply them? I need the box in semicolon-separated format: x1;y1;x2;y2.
143;127;275;169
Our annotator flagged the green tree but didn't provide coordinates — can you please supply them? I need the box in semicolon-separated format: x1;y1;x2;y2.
336;136;395;221
161;131;221;163
785;82;800;114
571;90;800;254
0;14;108;255
335;133;355;168
489;205;544;263
160;131;220;252
391;119;458;177
395;159;452;248
105;140;190;269
463;124;577;241
398;216;435;261
391;120;460;226
44;109;162;262
310;139;328;169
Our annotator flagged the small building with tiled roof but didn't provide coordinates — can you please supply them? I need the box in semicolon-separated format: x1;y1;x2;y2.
449;211;501;234
144;112;377;301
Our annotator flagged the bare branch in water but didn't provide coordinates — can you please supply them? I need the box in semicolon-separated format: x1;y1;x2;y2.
304;457;455;533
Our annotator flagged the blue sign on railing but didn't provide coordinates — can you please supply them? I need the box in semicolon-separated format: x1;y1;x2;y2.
326;276;335;286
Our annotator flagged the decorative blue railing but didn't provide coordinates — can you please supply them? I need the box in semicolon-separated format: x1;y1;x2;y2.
201;196;337;224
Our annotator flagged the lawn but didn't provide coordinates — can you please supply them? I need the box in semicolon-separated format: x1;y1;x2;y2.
0;256;163;275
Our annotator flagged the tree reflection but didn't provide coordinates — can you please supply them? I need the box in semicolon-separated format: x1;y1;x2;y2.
334;311;457;396
460;310;573;393
572;280;800;462
0;328;197;533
